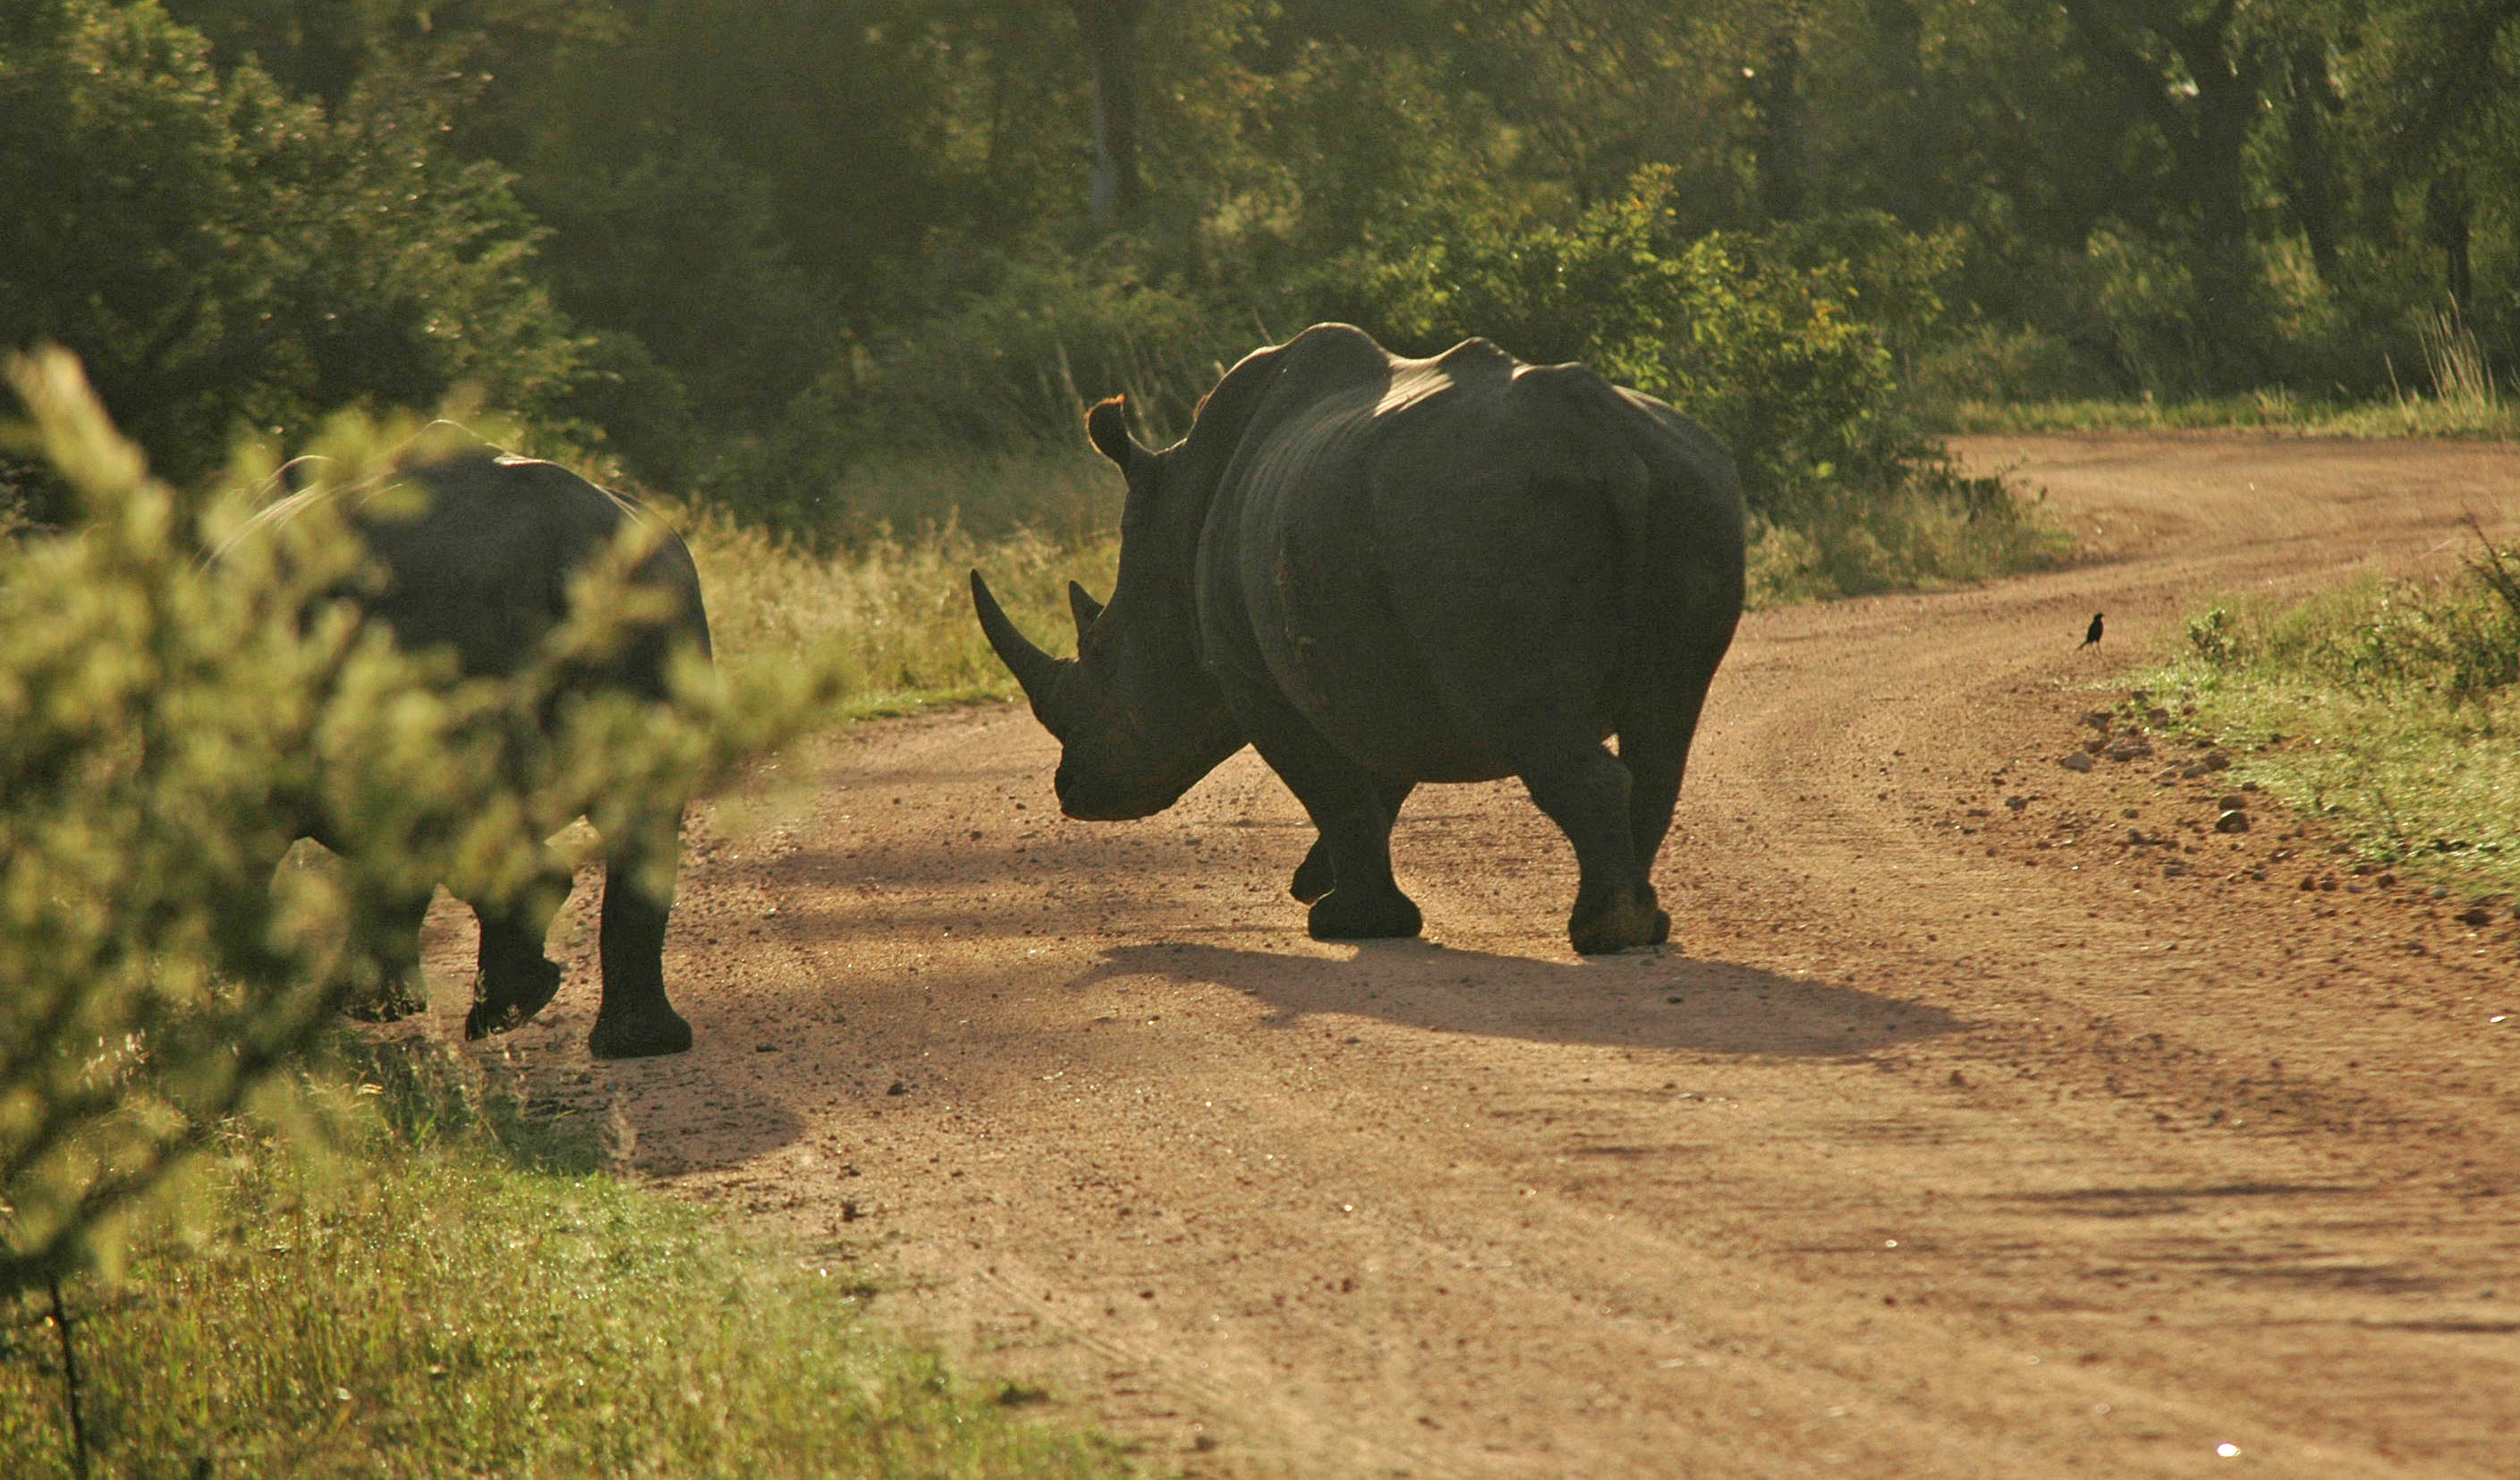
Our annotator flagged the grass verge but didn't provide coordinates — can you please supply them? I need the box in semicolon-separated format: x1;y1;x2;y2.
677;446;1119;717
1746;467;2070;607
1941;390;2518;440
2129;526;2520;902
0;1038;1137;1479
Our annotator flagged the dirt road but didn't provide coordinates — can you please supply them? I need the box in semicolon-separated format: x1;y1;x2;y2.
458;435;2520;1476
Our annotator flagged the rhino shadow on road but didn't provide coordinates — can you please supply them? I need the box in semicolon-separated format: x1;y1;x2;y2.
1084;940;1963;1058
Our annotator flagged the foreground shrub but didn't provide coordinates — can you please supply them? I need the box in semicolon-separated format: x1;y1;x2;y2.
0;349;842;1305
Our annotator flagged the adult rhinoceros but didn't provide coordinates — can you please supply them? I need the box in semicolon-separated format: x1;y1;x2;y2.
972;323;1744;954
224;427;711;1058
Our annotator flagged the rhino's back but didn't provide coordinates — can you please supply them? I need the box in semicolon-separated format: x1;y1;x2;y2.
1201;332;1742;778
232;445;708;693
375;452;708;693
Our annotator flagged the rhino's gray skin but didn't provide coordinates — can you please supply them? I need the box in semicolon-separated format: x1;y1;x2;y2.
973;324;1744;954
226;429;711;1058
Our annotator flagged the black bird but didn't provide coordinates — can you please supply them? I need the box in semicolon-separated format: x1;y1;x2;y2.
2080;612;2104;648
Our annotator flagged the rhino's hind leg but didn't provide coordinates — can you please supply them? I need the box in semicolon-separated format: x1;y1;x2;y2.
1521;744;1663;955
1290;780;1413;904
341;889;433;1021
1289;838;1336;904
460;849;573;1040
587;812;693;1059
1612;662;1719;949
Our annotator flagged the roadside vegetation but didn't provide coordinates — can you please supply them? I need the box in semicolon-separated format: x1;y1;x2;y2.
2133;523;2520;903
1;1041;1132;1480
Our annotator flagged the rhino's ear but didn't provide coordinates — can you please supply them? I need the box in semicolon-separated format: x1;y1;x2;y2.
1085;396;1134;469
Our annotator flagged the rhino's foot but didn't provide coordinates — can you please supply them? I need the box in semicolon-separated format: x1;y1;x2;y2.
464;956;564;1041
344;976;429;1023
1289;842;1336;904
589;1004;693;1060
1570;886;1665;955
1307;885;1423;941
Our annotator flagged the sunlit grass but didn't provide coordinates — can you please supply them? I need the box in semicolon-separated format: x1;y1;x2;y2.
686;509;1116;717
1942;319;2517;440
2132;540;2520;900
0;1041;1135;1480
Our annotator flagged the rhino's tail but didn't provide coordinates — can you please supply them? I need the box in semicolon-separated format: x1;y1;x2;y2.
1603;405;1746;744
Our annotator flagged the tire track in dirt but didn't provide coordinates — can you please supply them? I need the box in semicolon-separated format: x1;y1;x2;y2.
437;434;2520;1477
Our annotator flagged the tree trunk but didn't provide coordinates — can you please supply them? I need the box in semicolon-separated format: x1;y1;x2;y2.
2058;0;2266;249
2427;172;2474;310
2285;42;2340;282
1749;23;1805;224
1068;0;1143;226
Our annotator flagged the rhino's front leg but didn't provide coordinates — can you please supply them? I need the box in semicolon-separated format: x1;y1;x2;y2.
303;817;432;1021
1240;711;1420;941
342;888;435;1022
1289;779;1413;904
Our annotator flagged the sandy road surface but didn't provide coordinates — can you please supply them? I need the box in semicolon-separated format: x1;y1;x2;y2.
445;436;2520;1476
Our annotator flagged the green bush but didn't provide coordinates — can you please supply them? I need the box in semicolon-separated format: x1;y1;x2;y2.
1342;166;1961;527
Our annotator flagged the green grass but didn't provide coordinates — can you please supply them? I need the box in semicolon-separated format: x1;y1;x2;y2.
2130;533;2520;900
1938;310;2518;439
0;1039;1139;1480
1745;469;2071;607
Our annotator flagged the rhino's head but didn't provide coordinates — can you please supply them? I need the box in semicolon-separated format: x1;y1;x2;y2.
972;397;1244;821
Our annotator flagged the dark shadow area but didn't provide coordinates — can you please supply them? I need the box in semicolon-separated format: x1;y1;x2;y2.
2359;1318;2520;1334
2016;1182;2369;1219
2005;1182;2454;1296
1080;939;1964;1057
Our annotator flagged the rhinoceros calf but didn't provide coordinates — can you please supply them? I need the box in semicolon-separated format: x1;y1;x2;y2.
225;428;711;1058
973;323;1744;954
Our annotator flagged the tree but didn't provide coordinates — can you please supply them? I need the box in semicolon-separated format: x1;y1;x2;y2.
2055;0;2273;249
1069;0;1144;225
0;0;578;506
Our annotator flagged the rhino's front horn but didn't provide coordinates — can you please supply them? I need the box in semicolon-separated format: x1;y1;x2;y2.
1067;581;1105;640
971;570;1065;714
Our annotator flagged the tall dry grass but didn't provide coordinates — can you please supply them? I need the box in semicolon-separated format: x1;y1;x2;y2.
687;509;1117;716
683;435;2058;715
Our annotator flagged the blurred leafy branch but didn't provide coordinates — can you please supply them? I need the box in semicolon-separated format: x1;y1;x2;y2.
0;347;846;1299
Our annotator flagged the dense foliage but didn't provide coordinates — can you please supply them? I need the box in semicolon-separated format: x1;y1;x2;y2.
6;0;2516;528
